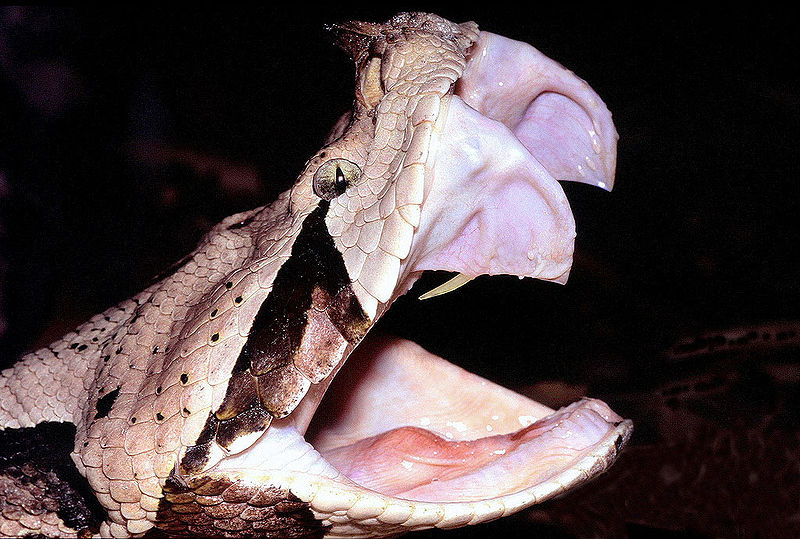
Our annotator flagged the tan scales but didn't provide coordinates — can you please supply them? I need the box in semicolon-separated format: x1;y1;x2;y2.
0;12;629;539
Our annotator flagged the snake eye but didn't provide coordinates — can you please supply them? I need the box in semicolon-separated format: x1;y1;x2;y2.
313;158;361;200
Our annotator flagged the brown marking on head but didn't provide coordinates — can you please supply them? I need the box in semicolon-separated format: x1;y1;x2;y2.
180;200;371;474
294;286;349;383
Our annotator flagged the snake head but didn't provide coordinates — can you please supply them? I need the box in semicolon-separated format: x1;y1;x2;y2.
166;13;628;538
51;13;627;538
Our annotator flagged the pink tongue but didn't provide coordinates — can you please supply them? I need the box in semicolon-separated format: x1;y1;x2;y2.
321;423;547;496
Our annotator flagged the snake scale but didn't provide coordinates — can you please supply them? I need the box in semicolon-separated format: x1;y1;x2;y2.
0;12;628;538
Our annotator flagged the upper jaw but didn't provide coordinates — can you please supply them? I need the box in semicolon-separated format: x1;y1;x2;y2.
407;30;618;285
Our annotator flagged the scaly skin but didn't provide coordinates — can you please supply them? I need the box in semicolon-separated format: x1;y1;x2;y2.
0;12;629;538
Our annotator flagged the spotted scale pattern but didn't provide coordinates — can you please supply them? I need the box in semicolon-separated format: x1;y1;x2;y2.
0;192;317;535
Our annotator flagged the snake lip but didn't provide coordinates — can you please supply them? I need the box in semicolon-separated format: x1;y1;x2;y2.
211;333;632;532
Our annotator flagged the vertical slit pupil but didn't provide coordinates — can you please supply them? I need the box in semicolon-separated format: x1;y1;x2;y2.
335;166;347;192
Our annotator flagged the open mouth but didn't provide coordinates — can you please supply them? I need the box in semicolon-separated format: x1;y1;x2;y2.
212;325;631;532
189;24;630;535
307;335;630;503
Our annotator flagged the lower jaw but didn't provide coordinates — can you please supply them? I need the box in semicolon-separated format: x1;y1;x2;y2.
317;397;627;503
213;335;632;509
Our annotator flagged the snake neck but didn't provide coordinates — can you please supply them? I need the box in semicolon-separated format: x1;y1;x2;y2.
0;293;155;430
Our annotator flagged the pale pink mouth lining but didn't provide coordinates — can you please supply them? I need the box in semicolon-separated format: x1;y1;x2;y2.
315;398;621;503
299;337;624;503
212;336;625;507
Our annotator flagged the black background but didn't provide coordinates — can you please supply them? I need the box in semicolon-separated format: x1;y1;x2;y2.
1;5;798;537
